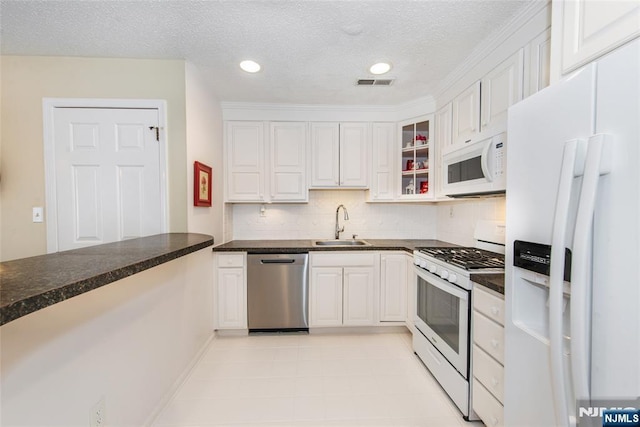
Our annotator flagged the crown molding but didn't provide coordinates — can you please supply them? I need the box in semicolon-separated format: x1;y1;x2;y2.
432;0;550;100
221;95;435;122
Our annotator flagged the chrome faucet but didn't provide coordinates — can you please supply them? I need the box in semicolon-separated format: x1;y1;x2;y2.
335;204;349;239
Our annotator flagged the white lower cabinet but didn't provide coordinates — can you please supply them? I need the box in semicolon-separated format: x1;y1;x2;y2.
472;283;505;427
214;253;247;329
309;252;378;327
379;252;408;322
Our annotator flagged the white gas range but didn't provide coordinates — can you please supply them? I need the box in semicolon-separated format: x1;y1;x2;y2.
412;221;505;421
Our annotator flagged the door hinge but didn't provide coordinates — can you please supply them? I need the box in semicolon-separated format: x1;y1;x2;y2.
149;126;160;141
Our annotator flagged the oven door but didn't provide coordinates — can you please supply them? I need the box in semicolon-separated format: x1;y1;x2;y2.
415;266;470;378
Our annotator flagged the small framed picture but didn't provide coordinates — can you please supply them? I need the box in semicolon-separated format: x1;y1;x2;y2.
194;161;212;207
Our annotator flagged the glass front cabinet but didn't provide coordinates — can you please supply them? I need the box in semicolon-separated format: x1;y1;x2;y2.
399;115;434;199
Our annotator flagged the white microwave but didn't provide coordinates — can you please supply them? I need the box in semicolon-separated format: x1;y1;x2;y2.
442;133;506;197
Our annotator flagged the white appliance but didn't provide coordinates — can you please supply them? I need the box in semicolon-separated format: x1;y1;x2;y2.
442;132;506;197
413;221;505;421
505;38;640;427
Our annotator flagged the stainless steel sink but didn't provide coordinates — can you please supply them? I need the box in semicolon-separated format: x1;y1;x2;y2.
313;239;371;247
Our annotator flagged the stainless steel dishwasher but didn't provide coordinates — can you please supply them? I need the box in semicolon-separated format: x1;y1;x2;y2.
247;253;309;332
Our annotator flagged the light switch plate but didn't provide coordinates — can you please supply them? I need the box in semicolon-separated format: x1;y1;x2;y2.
32;207;44;223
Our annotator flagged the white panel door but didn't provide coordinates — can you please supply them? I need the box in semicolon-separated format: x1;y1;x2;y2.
379;253;408;322
340;122;369;188
226;121;265;201
53;107;162;251
310;267;343;327
481;50;524;133
217;267;247;329
269;122;308;201
561;0;640;73
310;122;340;187
452;81;481;145
343;267;375;326
370;122;396;200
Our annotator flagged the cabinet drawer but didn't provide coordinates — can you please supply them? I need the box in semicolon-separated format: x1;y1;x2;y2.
311;252;377;267
217;253;245;268
473;380;504;427
473;344;504;403
473;284;505;326
474;311;505;364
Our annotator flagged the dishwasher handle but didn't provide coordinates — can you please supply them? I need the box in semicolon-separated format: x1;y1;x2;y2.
260;259;296;264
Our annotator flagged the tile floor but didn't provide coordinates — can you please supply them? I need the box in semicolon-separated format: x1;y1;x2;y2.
153;331;479;426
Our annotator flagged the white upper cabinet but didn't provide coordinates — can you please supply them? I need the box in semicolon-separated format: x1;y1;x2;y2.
369;122;396;201
556;0;640;75
310;122;369;188
480;49;524;134
452;81;481;145
269;122;308;202
434;103;452;198
524;28;552;98
398;115;434;200
226;121;265;202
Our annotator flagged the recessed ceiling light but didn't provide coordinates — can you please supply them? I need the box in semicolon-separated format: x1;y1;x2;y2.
240;60;261;73
369;62;392;75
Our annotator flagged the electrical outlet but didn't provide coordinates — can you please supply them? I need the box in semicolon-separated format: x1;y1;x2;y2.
90;397;106;427
449;206;455;218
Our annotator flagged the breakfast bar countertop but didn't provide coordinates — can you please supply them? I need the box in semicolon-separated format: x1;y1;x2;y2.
212;239;459;254
0;233;214;326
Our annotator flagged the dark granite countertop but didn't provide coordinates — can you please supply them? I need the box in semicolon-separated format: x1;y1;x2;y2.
470;273;505;295
212;239;459;254
0;233;214;326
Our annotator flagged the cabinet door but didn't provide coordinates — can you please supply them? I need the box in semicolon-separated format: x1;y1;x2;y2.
217;267;246;329
269;122;308;201
406;255;417;328
434;104;452;198
524;28;551;98
379;253;408;322
452;81;481;145
370;122;396;200
343;267;375;326
310;122;340;187
310;267;343;326
559;0;640;74
226;121;265;201
481;50;524;133
340;123;369;187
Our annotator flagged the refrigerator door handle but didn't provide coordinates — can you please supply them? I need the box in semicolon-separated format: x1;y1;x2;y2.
570;134;613;403
550;138;587;427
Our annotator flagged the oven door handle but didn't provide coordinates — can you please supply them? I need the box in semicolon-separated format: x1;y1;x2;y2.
415;267;469;301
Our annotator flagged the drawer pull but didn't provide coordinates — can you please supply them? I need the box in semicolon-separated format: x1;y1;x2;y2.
491;306;500;316
491;377;499;387
491;416;499;426
491;339;499;348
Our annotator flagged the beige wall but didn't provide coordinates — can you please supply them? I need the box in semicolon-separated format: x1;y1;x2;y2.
185;62;224;243
0;56;188;261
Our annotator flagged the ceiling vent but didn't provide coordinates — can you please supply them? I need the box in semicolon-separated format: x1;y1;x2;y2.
357;78;395;86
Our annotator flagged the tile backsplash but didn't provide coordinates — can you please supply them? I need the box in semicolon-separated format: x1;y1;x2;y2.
435;197;506;246
231;190;436;240
228;190;506;245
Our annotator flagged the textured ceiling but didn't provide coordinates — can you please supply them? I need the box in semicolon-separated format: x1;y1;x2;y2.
0;0;532;105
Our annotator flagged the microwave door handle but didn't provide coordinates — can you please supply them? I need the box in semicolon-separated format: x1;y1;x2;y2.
480;139;493;182
549;138;587;427
570;134;613;405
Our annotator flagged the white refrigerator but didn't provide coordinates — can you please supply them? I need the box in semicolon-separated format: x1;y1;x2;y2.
504;38;640;427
